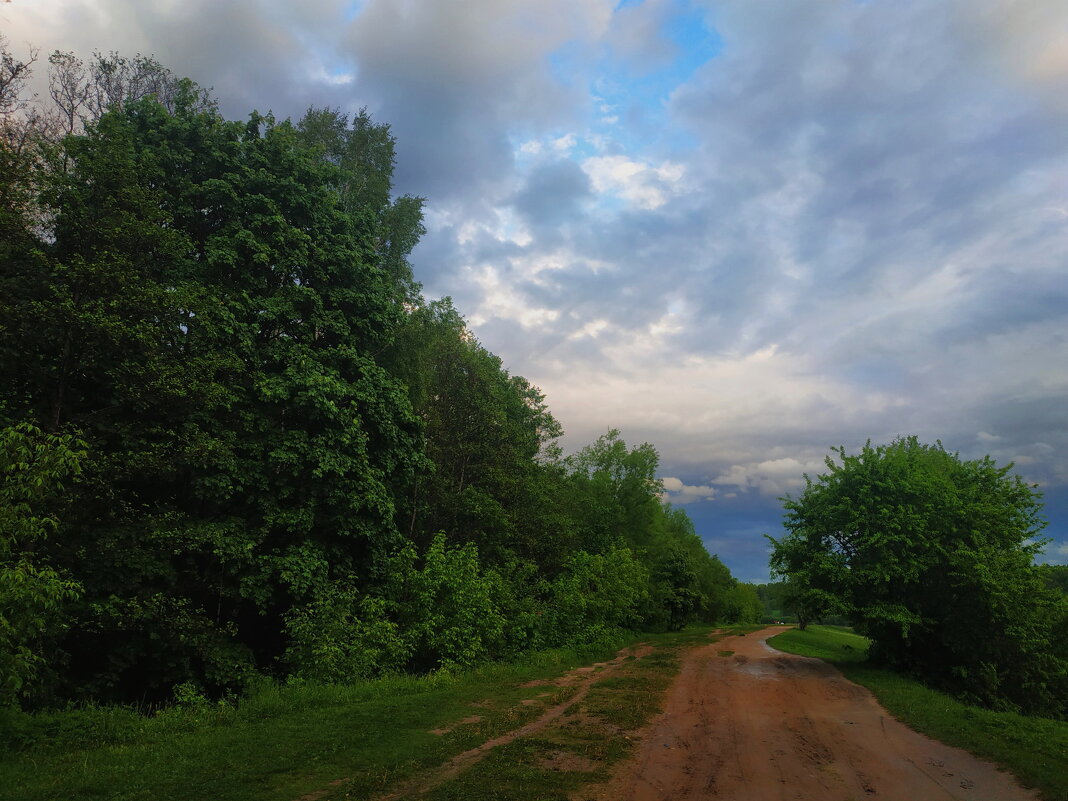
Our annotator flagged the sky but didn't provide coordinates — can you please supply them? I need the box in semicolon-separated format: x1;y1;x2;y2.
4;0;1066;582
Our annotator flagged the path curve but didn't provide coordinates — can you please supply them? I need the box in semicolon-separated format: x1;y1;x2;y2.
585;626;1038;801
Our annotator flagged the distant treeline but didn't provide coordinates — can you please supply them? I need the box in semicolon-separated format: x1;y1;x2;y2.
0;45;760;709
752;582;848;626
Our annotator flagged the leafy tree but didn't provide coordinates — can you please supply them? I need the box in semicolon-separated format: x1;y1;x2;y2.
284;583;409;683
0;424;84;705
386;533;505;671
1040;564;1068;596
543;547;649;645
0;41;755;702
295;107;425;303
1;82;425;701
722;582;764;625
564;430;662;556
770;437;1067;716
384;298;563;566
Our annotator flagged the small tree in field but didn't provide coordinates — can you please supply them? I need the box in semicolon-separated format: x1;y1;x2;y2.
769;437;1067;717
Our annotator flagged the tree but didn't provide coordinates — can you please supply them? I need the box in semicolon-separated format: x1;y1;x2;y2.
0;424;84;705
0;86;427;701
769;437;1067;716
47;49;213;137
0;41;755;701
1040;564;1068;596
383;298;562;565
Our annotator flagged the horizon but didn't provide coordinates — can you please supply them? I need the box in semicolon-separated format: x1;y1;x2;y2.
5;0;1066;581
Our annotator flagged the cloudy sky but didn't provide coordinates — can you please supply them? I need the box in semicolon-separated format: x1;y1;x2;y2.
5;0;1066;580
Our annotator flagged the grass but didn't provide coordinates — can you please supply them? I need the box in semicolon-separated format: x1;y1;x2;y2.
413;624;763;801
0;625;760;801
769;625;1068;801
768;624;869;663
0;645;601;801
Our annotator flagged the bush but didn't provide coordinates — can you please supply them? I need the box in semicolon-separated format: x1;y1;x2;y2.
541;547;649;645
284;585;410;682
389;533;505;672
0;424;84;706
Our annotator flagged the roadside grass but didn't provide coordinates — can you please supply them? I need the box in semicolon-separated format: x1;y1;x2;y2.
769;625;1068;801
416;624;765;801
768;624;869;663
0;625;759;801
0;642;608;801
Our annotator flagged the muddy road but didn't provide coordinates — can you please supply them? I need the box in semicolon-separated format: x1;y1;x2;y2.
587;626;1038;801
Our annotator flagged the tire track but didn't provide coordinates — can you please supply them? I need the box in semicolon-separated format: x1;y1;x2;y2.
582;627;1039;801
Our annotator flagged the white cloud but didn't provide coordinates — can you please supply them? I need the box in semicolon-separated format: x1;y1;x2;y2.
661;477;717;504
712;458;823;497
567;318;610;341
582;155;685;209
550;133;577;155
1038;540;1068;566
465;265;559;329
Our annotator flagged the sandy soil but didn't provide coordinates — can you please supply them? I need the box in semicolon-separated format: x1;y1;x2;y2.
585;627;1039;801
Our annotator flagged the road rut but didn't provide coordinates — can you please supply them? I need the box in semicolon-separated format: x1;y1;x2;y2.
585;626;1038;801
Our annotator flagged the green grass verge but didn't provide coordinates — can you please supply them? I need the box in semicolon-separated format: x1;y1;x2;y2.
0;644;608;801
769;625;1068;801
767;624;869;663
0;625;759;801
414;624;763;801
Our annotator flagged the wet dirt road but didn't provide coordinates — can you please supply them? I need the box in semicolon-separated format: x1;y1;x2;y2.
588;626;1038;801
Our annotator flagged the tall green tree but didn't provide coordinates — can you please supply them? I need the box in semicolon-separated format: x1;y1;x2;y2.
769;437;1067;716
384;299;562;565
0;86;425;701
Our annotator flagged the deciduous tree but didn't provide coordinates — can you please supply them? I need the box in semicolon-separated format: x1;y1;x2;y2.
770;437;1067;716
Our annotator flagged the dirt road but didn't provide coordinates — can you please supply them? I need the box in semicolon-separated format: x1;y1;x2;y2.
587;627;1038;801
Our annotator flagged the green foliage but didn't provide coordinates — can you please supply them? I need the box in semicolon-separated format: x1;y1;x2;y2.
543;548;649;645
389;533;505;671
0;44;748;706
284;584;409;683
720;582;764;625
752;580;850;626
1041;565;1068;596
770;437;1067;717
384;298;563;566
0;424;84;706
1;85;429;701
